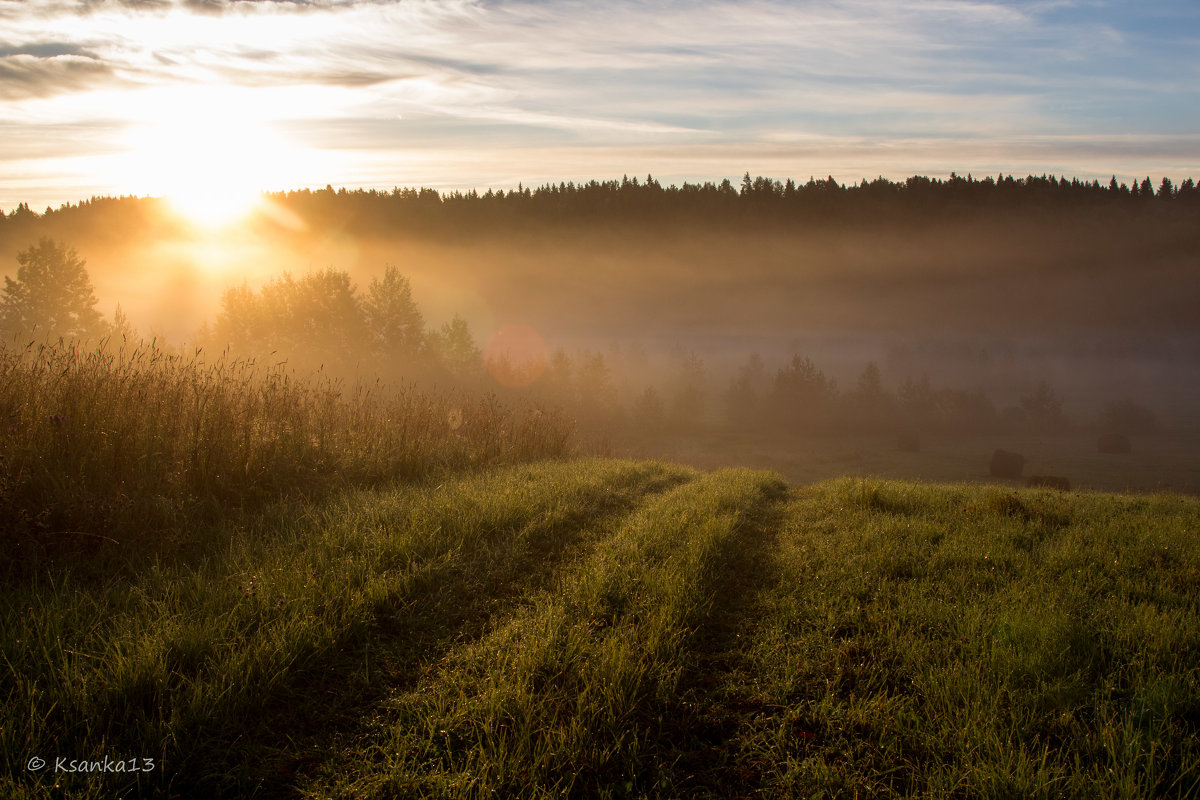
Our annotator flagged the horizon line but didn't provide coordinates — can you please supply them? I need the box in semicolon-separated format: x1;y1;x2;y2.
4;168;1199;215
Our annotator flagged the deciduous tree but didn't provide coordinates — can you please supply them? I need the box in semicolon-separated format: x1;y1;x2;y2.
364;266;424;358
1;238;104;339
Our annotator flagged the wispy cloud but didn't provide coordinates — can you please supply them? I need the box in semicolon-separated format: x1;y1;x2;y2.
0;53;119;99
0;0;1197;208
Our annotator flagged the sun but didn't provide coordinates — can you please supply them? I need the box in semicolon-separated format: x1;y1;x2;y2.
125;115;273;228
118;88;299;229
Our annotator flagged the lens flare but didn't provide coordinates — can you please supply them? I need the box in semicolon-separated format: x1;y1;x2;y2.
485;324;548;388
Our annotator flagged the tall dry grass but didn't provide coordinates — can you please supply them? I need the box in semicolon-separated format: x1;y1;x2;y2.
0;336;572;568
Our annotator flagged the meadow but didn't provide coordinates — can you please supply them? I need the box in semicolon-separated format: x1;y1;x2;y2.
2;340;1199;799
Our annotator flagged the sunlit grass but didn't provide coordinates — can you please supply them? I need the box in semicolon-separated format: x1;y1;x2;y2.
2;339;1197;799
717;479;1200;798
1;459;690;799
0;336;572;577
306;467;786;799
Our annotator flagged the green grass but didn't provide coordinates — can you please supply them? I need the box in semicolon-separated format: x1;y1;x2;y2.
306;468;787;799
2;459;692;798
6;470;1198;799
3;340;1199;798
702;479;1200;799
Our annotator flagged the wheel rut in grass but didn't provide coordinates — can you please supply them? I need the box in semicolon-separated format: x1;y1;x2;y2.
33;460;698;800
230;460;698;798
296;468;789;799
651;477;791;797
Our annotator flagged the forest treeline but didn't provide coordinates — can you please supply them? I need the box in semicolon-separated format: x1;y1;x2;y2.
2;171;1194;445
267;171;1200;237
2;171;1198;242
3;170;1197;344
2;237;1159;450
0;230;1154;451
168;260;1171;439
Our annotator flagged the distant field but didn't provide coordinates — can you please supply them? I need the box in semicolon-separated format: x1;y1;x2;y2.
4;459;1198;798
629;430;1200;496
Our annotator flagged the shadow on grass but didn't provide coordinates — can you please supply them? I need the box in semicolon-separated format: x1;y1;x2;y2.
652;479;790;796
210;469;696;799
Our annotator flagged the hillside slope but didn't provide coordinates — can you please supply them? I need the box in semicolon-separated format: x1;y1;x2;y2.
4;463;1199;798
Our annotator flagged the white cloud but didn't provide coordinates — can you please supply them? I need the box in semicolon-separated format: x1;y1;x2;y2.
1;0;1196;208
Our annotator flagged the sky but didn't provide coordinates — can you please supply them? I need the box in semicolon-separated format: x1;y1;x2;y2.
1;0;1198;212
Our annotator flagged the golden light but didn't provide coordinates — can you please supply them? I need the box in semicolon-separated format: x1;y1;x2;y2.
115;87;304;229
485;324;549;388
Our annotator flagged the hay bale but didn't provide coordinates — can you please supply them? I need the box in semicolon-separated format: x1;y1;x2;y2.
989;449;1026;479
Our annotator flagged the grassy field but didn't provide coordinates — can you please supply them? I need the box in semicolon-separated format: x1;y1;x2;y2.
4;458;1199;798
3;339;1198;798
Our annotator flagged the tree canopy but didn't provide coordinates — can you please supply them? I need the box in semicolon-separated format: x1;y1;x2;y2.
1;238;104;340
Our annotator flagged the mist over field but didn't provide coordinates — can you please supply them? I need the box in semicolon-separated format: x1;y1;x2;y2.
2;174;1197;495
4;178;1199;405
